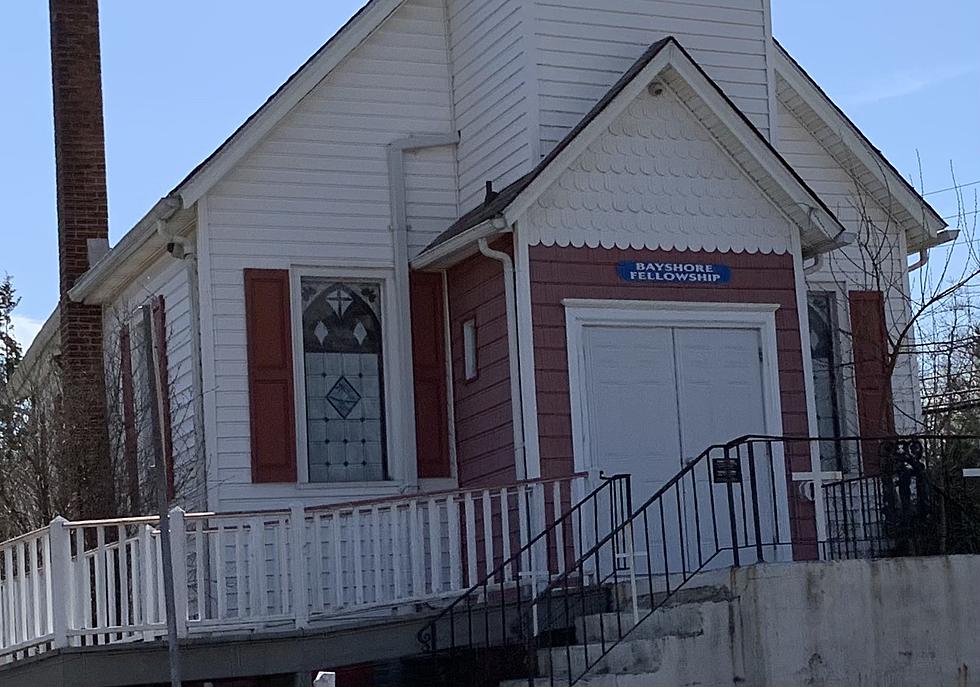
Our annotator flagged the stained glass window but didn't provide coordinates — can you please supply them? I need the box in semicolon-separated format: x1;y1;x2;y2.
301;278;388;482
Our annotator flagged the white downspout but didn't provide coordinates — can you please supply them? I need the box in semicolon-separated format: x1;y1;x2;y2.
386;134;458;487
478;237;528;480
908;249;929;272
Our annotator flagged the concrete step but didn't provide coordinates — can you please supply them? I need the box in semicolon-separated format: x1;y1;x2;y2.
538;639;663;677
612;581;733;611
576;603;704;644
500;674;654;687
501;672;736;687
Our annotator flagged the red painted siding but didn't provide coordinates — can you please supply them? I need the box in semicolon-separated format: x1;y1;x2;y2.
529;245;816;548
849;290;894;475
244;269;298;483
447;240;515;488
411;272;451;478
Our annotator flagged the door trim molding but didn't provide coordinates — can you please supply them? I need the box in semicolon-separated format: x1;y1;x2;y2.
563;299;785;479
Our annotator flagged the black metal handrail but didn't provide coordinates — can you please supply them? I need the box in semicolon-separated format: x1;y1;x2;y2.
822;436;980;559
527;435;786;686
416;472;632;686
420;434;980;687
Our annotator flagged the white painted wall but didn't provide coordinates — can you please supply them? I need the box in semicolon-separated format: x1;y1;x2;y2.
776;100;920;434
531;0;774;156
105;250;203;512
447;0;533;210
199;0;457;512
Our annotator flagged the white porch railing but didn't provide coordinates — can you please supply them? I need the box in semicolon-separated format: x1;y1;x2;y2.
0;475;586;662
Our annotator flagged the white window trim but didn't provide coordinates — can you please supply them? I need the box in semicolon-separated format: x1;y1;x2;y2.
563;298;786;494
289;265;412;491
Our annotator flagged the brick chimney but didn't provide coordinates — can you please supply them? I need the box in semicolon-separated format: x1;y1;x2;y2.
49;0;113;518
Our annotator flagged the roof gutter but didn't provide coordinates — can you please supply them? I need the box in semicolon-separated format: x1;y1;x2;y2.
410;216;510;271
68;195;183;304
910;228;960;272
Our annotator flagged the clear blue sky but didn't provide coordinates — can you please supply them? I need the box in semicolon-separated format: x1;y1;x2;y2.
2;1;977;346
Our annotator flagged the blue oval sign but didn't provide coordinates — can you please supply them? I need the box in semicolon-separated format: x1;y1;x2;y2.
616;261;732;285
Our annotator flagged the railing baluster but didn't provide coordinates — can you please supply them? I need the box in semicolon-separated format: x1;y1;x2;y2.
139;525;154;633
247;518;263;618
353;509;365;606
18;541;29;644
553;481;565;575
499;488;512;582
193;521;205;622
463;492;477;588
94;527;107;639
277;516;290;616
372;506;384;602
214;524;226;621
427;500;441;595
4;546;17;647
447;496;461;591
482;490;494;578
517;485;529;576
390;506;402;602
273;515;290;621
234;525;245;619
312;514;324;612
331;512;344;609
118;525;130;632
408;501;422;599
746;442;765;563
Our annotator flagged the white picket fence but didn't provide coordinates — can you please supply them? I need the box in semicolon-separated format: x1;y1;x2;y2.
0;475;586;662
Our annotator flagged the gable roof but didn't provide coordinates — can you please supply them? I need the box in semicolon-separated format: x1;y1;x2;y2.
414;36;850;269
772;40;948;251
68;0;405;306
173;0;403;207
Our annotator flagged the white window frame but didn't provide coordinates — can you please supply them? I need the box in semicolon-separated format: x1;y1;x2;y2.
289;265;411;492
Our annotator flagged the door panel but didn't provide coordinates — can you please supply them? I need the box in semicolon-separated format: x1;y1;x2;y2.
582;326;684;569
673;328;772;568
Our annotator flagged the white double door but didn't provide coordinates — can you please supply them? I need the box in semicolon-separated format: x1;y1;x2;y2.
579;323;773;572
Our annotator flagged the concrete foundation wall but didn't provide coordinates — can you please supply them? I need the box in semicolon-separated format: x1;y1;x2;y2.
728;557;978;686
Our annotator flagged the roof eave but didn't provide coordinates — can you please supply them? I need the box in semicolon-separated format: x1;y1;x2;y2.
68;197;192;304
174;0;405;207
10;309;60;398
411;218;510;271
772;42;947;246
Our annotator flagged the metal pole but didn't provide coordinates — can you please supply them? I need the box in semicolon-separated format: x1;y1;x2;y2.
142;305;182;687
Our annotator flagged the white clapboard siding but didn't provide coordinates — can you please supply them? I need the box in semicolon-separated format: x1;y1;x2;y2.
448;0;533;209
532;0;772;153
775;100;920;432
105;251;204;511
202;0;456;512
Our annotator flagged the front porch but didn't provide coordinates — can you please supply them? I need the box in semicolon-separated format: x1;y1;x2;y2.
0;435;976;685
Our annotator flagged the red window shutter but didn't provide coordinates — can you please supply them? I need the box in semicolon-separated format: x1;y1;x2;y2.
151;296;175;500
410;272;451;478
244;269;298;483
119;325;140;511
849;291;895;469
